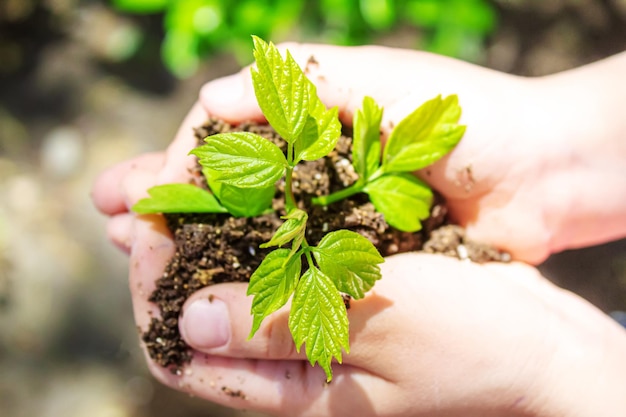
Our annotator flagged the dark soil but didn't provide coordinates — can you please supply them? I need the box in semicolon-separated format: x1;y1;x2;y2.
142;119;510;373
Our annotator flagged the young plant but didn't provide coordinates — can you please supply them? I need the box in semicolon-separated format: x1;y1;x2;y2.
133;36;465;381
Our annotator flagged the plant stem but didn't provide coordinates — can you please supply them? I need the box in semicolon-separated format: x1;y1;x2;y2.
303;242;315;269
285;142;297;211
313;166;387;206
312;182;364;206
285;167;298;211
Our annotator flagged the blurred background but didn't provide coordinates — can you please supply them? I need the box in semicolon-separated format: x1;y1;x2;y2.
0;0;625;416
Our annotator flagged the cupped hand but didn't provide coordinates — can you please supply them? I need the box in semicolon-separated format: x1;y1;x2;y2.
92;154;626;416
91;44;626;416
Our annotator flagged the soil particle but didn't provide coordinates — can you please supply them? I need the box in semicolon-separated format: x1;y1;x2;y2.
142;118;509;373
423;225;510;263
221;386;246;399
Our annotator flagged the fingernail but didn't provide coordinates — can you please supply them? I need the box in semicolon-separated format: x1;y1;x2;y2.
180;298;230;349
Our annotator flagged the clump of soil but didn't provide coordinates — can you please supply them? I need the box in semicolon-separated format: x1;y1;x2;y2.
142;118;509;373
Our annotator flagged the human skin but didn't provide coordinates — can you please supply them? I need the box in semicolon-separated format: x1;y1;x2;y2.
92;45;626;416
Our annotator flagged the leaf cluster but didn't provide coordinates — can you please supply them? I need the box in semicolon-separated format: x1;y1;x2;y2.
248;212;383;381
131;36;465;381
313;94;465;233
193;37;384;381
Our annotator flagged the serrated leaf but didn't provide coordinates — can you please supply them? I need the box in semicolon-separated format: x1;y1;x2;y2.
353;96;383;180
383;94;465;173
248;249;301;338
260;208;307;248
364;173;433;232
208;178;274;218
294;87;341;162
191;132;287;188
251;36;309;143
289;267;349;382
312;230;383;299
132;183;228;214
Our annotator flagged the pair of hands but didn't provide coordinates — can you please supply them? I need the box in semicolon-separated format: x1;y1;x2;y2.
92;44;626;416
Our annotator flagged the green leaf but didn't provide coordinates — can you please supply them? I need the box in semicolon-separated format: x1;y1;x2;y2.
191;132;287;188
132;183;228;214
312;230;383;299
352;96;383;180
364;173;433;232
294;94;341;162
289;267;349;382
208;178;274;218
251;36;310;143
248;249;301;338
382;94;465;173
260;208;308;248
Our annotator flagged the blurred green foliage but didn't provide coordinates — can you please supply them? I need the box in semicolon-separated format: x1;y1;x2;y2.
111;0;497;78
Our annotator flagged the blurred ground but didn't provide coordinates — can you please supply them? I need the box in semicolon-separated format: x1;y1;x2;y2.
0;1;625;417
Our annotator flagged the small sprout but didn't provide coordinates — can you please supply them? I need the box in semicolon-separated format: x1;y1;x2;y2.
130;36;465;381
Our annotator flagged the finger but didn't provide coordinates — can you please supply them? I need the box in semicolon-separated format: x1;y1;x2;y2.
199;44;366;125
198;43;373;124
121;168;158;208
147;351;394;417
128;213;174;328
177;282;397;371
92;152;165;215
106;213;133;254
178;284;301;360
199;72;265;124
158;101;210;185
124;167;174;327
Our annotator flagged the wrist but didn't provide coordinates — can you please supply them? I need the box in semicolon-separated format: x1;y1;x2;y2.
524;55;626;254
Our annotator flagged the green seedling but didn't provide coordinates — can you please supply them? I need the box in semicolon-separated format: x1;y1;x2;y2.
133;36;465;381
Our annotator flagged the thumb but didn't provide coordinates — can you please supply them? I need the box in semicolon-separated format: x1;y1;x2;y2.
199;43;483;130
177;278;390;368
198;43;391;126
179;283;302;361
